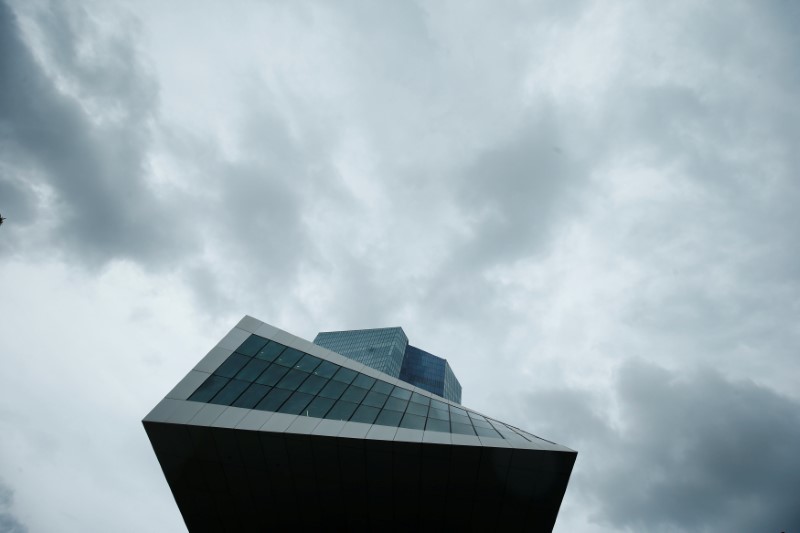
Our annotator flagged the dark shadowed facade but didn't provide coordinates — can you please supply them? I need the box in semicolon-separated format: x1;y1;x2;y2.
143;316;576;531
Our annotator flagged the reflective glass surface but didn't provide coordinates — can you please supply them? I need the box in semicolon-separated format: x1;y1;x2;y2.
187;334;534;440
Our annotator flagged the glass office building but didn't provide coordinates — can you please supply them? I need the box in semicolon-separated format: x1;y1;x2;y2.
143;316;576;531
314;327;462;404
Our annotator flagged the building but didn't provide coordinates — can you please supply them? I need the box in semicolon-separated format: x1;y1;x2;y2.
143;316;576;531
314;327;462;403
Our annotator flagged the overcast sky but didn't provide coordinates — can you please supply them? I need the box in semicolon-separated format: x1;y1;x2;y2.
1;0;799;531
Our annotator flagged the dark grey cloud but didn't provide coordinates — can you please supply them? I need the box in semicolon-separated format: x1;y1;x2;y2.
525;360;800;532
0;480;27;533
0;0;189;266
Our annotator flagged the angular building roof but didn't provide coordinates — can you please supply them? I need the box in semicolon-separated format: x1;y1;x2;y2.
143;316;576;531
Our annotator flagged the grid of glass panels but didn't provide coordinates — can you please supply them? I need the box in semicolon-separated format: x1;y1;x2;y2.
443;362;463;405
188;334;535;441
313;328;408;378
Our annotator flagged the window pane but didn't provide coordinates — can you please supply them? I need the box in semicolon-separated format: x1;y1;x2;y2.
410;392;430;406
294;354;321;373
255;341;285;362
430;399;449;411
235;358;269;382
362;391;388;409
314;361;339;378
278;391;314;415
372;381;393;395
451;413;471;426
389;387;412;400
429;408;450;421
275;368;309;391
405;402;428;417
470;417;493;429
210;379;250;406
318;380;348;400
474;425;501;438
352;374;376;390
350;405;380;424
236;335;268;357
188;375;228;403
332;367;357;384
383;397;408;413
425;418;450;433
450;406;468;417
255;364;289;387
297;374;327;395
399;413;426;430
340;385;369;404
375;409;403;427
324;400;358;421
305;396;335;418
214;353;251;378
255;388;292;412
451;423;476;436
232;383;271;409
275;348;304;368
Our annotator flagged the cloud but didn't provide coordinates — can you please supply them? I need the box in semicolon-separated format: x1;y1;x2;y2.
0;0;189;266
0;480;27;533
525;360;800;532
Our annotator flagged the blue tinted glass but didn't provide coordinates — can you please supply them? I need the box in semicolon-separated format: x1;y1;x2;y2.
399;413;426;430
232;383;271;409
430;399;449;411
278;391;314;415
425;418;450;433
383;397;408;413
306;396;335;418
209;379;249;406
297;374;328;395
450;406;468;417
214;353;250;378
451;413;471;426
340;385;369;404
188;375;228;402
236;335;268;356
235;358;269;382
295;354;321;373
389;387;412;400
362;391;388;409
429;408;450;421
474;425;500;438
406;402;428;417
314;361;339;378
318;380;348;400
470;417;493;429
255;364;289;386
255;388;292;412
350;405;380;424
371;381;393;395
332;367;357;384
324;400;358;421
275;368;309;391
255;341;285;362
375;409;403;427
275;348;303;367
410;392;430;406
451;422;476;436
352;374;376;389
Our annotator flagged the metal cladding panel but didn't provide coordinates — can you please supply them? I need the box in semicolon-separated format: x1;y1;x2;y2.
143;316;577;531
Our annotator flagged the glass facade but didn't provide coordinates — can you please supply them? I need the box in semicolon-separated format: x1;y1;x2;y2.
188;333;540;443
314;328;462;403
314;328;408;378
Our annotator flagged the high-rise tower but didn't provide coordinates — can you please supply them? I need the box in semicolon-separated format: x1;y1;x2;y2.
143;316;576;531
